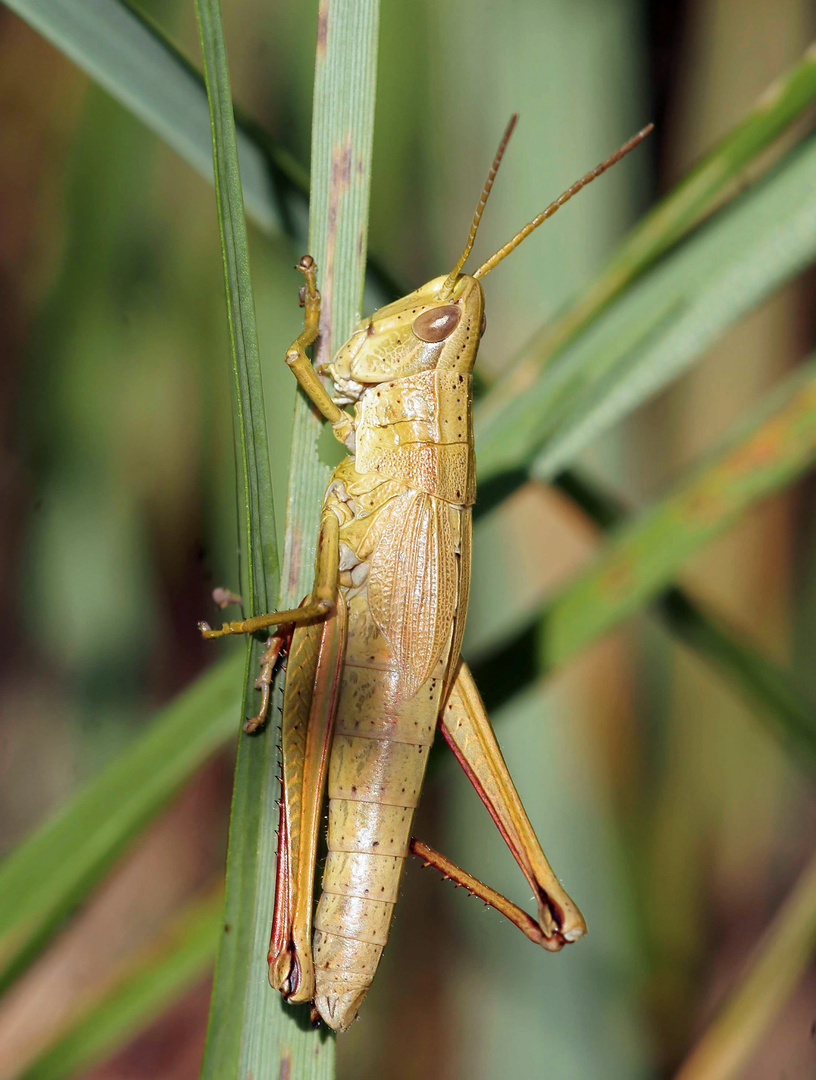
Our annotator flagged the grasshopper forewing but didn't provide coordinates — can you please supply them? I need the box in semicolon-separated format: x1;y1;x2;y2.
200;116;652;1031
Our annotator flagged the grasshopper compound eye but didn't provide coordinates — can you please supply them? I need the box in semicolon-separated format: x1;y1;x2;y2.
412;304;461;342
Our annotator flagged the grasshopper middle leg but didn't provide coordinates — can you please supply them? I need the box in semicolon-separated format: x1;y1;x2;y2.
198;507;340;639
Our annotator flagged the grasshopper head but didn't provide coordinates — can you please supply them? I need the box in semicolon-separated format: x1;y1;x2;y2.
318;118;652;406
318;273;484;403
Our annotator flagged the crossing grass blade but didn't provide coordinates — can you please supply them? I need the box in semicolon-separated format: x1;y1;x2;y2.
672;848;816;1080
470;359;816;679
477;39;816;420
0;0;308;237
16;889;223;1080
539;359;816;663
554;469;816;771
657;589;816;771
475;133;816;484
0;652;241;994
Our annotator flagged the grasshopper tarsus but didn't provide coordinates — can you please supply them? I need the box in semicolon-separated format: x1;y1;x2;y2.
295;253;319;306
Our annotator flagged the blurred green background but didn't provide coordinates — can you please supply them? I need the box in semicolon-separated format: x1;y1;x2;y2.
0;0;815;1078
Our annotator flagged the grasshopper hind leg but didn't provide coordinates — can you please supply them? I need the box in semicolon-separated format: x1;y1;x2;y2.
414;660;586;950
268;593;348;1004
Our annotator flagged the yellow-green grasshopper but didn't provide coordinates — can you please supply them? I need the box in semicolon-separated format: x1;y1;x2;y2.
199;117;652;1031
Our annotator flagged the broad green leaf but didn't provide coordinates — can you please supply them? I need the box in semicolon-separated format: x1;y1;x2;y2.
0;0;308;237
18;889;223;1080
199;2;379;1077
0;652;241;993
673;849;816;1080
475;133;816;484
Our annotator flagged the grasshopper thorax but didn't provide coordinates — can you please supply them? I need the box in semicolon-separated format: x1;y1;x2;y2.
318;274;484;405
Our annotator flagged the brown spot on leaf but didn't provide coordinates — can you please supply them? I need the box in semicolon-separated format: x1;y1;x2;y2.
682;481;727;525
599;554;633;599
331;139;353;188
316;3;329;58
279;1049;292;1080
725;427;785;476
286;528;306;594
314;133;355;370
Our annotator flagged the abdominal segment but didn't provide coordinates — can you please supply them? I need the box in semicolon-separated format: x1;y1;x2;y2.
312;590;450;1031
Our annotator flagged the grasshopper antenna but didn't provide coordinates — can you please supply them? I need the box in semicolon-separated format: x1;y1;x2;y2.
442;113;518;295
472;123;654;280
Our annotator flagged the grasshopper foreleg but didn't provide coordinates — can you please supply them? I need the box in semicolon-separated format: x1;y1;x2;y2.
284;255;354;450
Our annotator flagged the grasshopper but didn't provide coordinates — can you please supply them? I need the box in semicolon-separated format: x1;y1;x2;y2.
200;117;651;1031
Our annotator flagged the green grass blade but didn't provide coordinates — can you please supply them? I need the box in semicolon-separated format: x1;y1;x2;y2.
0;652;241;994
672;848;816;1080
17;889;223;1080
193;0;293;1075
475;132;816;485
470;361;816;677
657;589;816;770
557;470;816;770
539;360;816;664
478;40;816;419
199;2;379;1076
195;0;278;613
0;0;308;237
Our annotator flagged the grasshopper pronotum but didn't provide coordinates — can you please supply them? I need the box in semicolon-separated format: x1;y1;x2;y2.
200;117;652;1031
